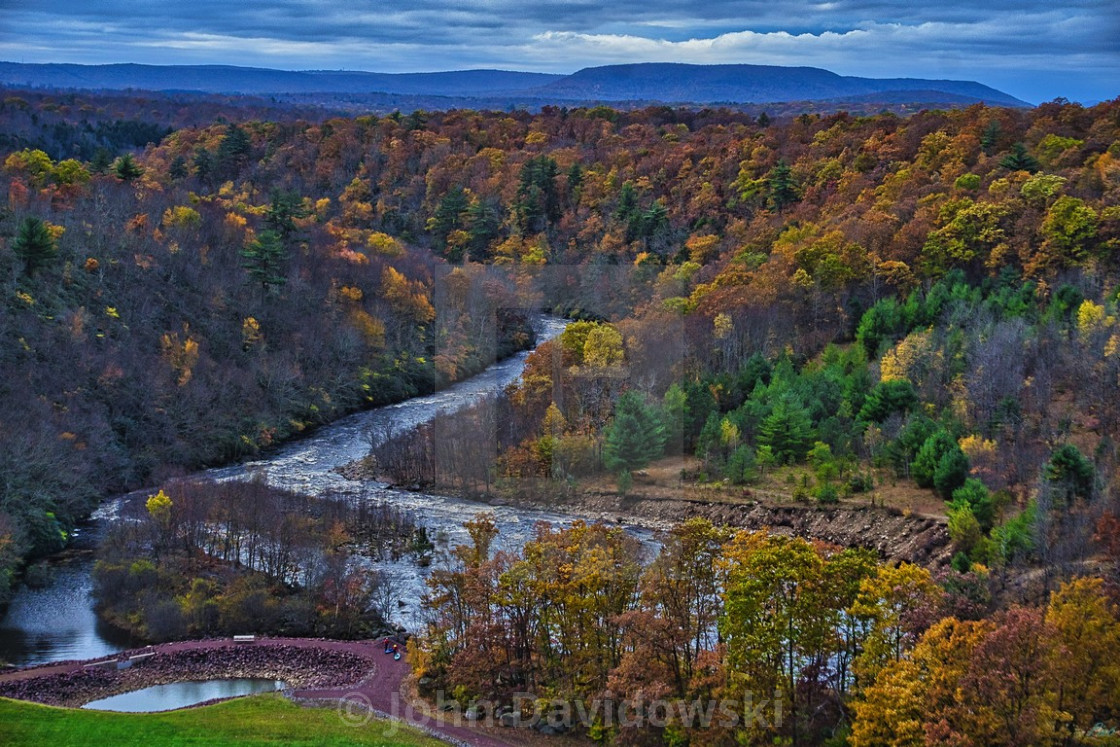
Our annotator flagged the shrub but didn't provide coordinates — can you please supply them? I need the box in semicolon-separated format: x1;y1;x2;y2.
815;484;839;504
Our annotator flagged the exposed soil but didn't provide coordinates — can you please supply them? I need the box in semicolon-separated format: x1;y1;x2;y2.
521;487;951;566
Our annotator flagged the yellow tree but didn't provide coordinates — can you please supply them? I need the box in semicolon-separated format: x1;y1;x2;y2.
719;530;827;744
849;562;939;688
851;616;994;747
145;489;174;558
1045;577;1120;738
848;658;926;747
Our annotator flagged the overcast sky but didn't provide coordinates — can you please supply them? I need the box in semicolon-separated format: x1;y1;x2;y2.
1;1;1116;104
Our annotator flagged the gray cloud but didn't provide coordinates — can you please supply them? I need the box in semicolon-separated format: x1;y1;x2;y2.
0;0;1115;102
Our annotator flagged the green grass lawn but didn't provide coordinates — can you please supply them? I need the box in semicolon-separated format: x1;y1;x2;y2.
0;694;446;747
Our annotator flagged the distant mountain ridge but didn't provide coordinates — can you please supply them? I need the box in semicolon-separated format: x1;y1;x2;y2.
0;62;563;97
536;63;1027;107
0;60;1030;108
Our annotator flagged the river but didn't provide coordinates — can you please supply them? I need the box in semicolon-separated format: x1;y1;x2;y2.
0;316;658;667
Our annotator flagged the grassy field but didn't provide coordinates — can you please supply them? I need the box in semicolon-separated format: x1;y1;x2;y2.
0;694;446;747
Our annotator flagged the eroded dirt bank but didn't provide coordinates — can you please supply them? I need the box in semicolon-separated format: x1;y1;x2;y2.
490;488;953;567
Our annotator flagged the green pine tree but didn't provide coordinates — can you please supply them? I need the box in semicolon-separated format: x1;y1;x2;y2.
466;198;502;261
168;155;188;180
216;123;251;180
614;181;638;223
603;391;667;473
11;216;57;276
241;229;288;291
113;153;143;182
999;142;1040;173
757;395;814;464
263;189;309;246
430;186;470;259
90;147;114;174
980;120;1002;155
768;159;800;210
1044;443;1095;502
514;156;560;234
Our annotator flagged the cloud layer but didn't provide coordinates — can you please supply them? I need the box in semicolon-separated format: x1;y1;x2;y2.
0;0;1116;103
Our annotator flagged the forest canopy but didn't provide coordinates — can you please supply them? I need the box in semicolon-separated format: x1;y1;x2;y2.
1;92;1120;745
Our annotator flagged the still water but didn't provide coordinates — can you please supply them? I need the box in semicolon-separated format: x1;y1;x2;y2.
81;679;285;712
0;531;134;666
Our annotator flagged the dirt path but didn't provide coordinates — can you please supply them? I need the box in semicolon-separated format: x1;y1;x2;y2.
0;637;521;747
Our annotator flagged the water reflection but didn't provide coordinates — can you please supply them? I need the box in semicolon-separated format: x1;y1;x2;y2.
0;554;134;667
81;678;285;712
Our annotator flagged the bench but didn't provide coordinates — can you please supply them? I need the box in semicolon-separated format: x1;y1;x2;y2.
233;635;257;644
83;659;116;669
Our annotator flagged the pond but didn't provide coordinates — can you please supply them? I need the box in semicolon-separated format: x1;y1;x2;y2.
81;678;286;712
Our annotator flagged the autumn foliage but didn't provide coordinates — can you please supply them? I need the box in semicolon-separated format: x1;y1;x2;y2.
3;88;1120;744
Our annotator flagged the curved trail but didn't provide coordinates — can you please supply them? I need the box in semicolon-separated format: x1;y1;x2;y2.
0;637;519;747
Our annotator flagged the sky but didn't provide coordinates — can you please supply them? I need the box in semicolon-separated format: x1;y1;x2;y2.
0;1;1117;105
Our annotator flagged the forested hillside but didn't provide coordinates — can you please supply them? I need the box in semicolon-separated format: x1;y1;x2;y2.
0;97;545;600
2;90;1120;743
3;94;1120;582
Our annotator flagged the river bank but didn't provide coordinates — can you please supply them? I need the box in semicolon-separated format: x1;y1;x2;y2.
0;639;378;708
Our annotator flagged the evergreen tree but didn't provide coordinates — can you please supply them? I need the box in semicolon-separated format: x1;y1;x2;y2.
950;478;996;531
768;159;800;210
999;142;1040;173
90;147;113;174
216;123;251;180
430;186;470;259
514;156;560;234
113;153;143;182
912;430;969;496
404;109;427;131
858;380;918;423
263;189;308;246
757;395;814;463
630;200;670;249
466;198;502;261
1044;444;1095;502
980;120;1002;155
565;162;583;206
240;229;288;291
614;181;638;223
193;148;215;190
933;447;970;498
11;216;57;276
168;155;188;180
603;391;667;473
